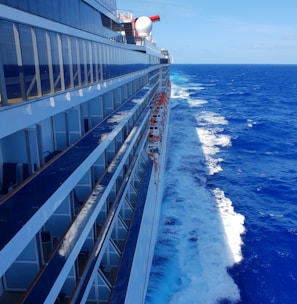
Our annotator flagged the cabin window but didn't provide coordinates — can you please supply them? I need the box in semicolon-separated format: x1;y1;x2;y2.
92;42;100;82
0;21;22;104
19;25;41;99
71;37;81;87
36;29;52;95
79;39;87;86
0;16;150;106
62;35;73;90
49;32;63;92
87;41;93;84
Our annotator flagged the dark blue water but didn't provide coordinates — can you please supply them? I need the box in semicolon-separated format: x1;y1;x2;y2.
146;64;297;304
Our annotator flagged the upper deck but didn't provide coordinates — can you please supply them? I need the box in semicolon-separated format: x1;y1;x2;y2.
0;1;168;109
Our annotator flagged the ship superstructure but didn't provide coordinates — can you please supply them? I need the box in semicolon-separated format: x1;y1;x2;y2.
0;1;170;303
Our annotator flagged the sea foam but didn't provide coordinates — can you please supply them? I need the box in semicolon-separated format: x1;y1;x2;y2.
146;81;245;304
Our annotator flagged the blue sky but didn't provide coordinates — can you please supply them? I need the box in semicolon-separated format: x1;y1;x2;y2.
116;0;297;64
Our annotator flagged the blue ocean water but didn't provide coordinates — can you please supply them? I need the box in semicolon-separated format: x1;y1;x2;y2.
146;64;297;304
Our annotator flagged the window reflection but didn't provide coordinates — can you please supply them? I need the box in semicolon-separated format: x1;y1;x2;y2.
50;32;62;92
79;39;87;86
62;35;73;90
3;0;105;35
0;21;22;104
102;44;108;80
0;18;151;106
71;37;81;87
19;25;39;99
96;43;103;82
36;29;52;95
87;41;93;84
92;42;99;82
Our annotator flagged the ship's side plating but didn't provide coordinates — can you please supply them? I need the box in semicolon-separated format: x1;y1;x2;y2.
0;1;170;303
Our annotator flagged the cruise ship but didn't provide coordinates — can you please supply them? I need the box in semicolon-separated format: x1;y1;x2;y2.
0;1;170;303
